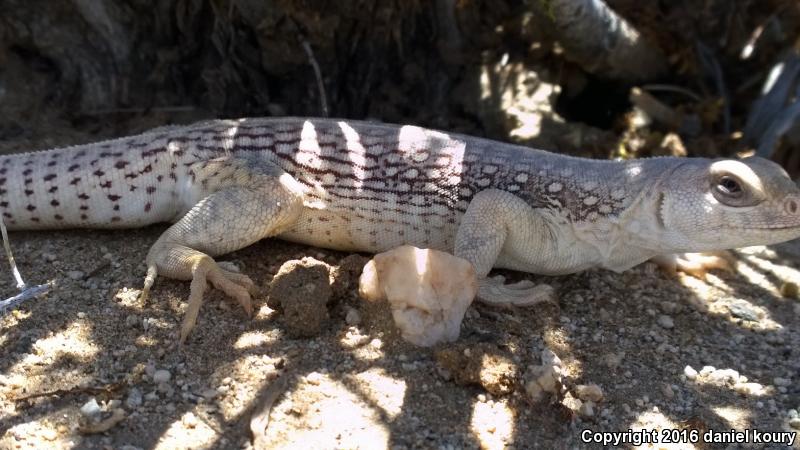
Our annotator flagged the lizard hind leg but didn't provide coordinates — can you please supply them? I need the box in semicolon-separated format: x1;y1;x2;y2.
455;189;557;308
145;158;304;343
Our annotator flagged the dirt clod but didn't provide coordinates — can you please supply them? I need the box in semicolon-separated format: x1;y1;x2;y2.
435;342;517;396
268;257;332;338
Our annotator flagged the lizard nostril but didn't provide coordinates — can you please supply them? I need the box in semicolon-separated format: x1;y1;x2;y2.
787;199;798;214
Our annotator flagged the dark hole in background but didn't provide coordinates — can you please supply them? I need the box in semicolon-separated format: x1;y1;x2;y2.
555;77;631;130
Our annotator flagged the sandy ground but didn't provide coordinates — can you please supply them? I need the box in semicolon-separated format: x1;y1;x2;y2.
0;126;799;450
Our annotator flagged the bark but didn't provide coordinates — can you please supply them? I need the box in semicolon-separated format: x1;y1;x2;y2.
527;0;667;81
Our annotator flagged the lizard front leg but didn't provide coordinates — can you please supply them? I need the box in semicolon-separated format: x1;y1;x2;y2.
455;189;555;307
142;157;304;343
651;252;734;279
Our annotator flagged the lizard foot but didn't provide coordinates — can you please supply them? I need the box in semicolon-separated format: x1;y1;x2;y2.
139;259;257;344
477;275;555;308
651;252;734;279
180;254;254;344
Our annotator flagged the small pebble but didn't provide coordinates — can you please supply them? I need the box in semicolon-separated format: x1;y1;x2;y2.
125;315;138;327
709;368;739;383
700;366;716;376
345;308;361;326
574;384;604;402
202;389;218;400
66;270;85;280
306;372;323;385
126;388;143;408
773;377;790;387
733;382;765;395
41;428;58;441
579;401;595;418
80;398;102;419
656;315;674;329
153;369;171;384
182;412;198;429
789;418;800;430
77;312;87;319
780;281;799;298
727;301;760;321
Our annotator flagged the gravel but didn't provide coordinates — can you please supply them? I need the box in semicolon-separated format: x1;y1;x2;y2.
1;216;798;449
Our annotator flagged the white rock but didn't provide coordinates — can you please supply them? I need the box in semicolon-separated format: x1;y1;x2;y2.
733;382;766;396
699;365;716;376
41;428;57;441
306;372;323;385
561;392;583;414
709;368;739;383
359;246;478;347
182;412;198;429
525;349;564;402
683;365;698;380
152;369;171;384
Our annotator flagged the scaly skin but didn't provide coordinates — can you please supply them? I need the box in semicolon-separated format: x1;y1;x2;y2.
4;117;800;341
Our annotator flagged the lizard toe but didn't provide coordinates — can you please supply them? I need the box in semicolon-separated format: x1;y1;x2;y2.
652;252;734;280
477;276;556;308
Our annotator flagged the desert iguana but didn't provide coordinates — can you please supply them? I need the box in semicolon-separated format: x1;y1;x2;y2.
3;117;800;341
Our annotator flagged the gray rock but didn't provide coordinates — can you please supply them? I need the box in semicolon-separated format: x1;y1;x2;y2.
126;388;143;408
153;369;171;384
80;397;102;419
656;315;674;329
66;270;85;280
727;300;759;321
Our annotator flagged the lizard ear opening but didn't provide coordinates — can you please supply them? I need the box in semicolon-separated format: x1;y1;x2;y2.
709;160;765;207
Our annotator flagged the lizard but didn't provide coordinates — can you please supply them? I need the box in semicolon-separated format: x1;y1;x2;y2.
2;117;800;342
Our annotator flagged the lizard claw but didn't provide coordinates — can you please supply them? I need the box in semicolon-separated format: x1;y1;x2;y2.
179;256;254;344
139;265;158;304
477;275;556;308
652;252;734;280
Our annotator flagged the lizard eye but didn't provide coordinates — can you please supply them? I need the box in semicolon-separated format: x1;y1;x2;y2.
711;172;760;207
717;176;742;197
708;159;765;207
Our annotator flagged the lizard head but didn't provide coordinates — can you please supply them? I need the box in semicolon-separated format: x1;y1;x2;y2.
660;156;800;250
